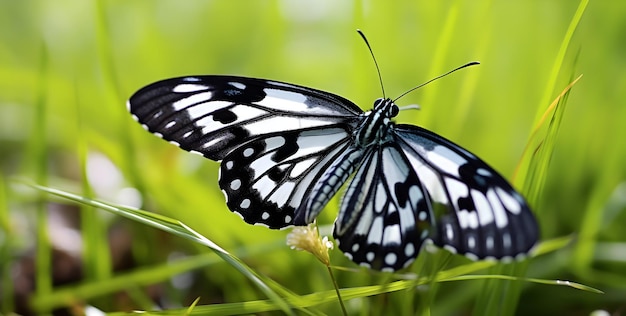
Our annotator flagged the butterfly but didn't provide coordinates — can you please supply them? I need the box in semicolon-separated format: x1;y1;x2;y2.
127;66;538;272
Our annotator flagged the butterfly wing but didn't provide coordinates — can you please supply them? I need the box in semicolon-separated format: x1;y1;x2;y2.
128;76;363;160
218;127;358;228
333;142;432;271
128;76;364;229
393;124;539;260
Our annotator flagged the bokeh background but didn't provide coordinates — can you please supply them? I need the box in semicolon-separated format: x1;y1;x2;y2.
1;0;625;315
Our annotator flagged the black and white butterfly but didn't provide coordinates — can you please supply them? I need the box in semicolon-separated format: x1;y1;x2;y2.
127;67;538;271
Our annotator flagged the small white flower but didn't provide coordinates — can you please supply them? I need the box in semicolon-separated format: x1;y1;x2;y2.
286;223;334;266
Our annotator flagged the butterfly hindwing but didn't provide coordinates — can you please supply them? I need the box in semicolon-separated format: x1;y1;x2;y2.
334;142;432;271
393;124;539;260
218;127;355;229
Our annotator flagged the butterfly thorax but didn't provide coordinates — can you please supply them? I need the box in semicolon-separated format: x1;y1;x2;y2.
354;98;399;147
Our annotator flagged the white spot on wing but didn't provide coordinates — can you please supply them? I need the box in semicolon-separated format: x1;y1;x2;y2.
253;176;276;200
503;232;512;249
477;168;492;177
243;148;254;157
173;91;213;111
405;243;415;257
426;145;467;177
225;160;234;169
486;236;494;250
240;199;251;209
292;130;348;158
173;83;208;93
473;190;494;226
470;190;494;226
382;224;401;246
352;243;359;252
196;104;267;133
230;179;241;190
497;187;522;214
408;185;422;211
405;154;448;204
244;116;338;135
249;153;277;180
384;253;397;265
290;158;315;178
465;252;479;261
467;236;476;249
445;178;469;210
258;89;308;111
164;121;176;129
418;210;427;221
201;137;222;150
443;244;458;254
486;189;508;228
267;181;296;207
458;210;479;229
229;82;246;90
185;101;227;120
445;223;454;241
264;136;286;149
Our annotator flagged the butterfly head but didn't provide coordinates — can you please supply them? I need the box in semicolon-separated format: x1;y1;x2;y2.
374;98;400;118
354;98;399;147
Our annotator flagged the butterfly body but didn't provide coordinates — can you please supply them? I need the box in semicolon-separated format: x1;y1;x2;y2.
128;75;538;271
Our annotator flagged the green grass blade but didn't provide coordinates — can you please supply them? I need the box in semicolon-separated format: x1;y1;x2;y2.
99;264;600;315
516;75;582;207
15;181;296;315
28;41;53;309
0;174;15;313
532;0;589;127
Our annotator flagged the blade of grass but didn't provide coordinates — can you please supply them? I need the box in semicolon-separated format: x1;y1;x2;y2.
480;75;581;316
15;180;296;315
75;81;113;285
486;6;586;307
14;179;594;314
27;239;287;311
442;275;602;294
531;0;588;127
25;41;53;309
100;265;600;316
0;174;15;313
516;75;583;206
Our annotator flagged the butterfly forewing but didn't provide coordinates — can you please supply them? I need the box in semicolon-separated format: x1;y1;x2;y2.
393;125;539;260
128;76;368;229
128;76;363;161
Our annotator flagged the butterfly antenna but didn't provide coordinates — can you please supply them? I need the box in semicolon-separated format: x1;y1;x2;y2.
393;61;480;102
357;29;386;98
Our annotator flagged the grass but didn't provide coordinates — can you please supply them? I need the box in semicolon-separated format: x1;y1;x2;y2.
1;0;625;315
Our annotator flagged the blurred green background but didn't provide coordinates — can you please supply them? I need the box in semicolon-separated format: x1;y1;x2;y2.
1;0;625;315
